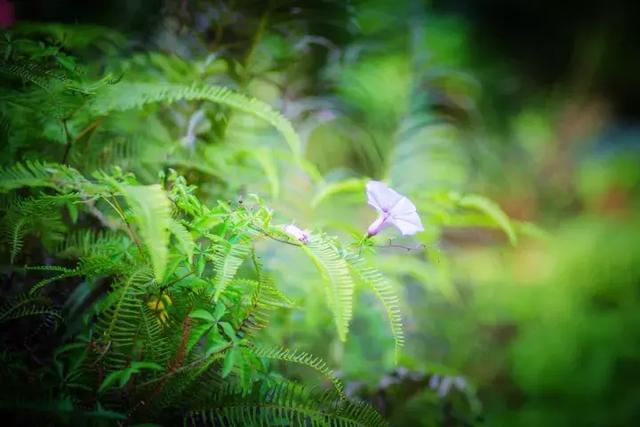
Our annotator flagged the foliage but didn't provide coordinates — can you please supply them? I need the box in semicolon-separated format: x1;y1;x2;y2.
0;2;530;424
0;156;400;424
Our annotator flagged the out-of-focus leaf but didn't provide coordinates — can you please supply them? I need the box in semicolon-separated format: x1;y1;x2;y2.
457;193;517;245
222;347;237;378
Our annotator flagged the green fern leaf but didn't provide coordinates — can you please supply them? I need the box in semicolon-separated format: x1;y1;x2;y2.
119;184;172;282
208;241;251;301
96;268;153;370
0;293;61;324
7;217;25;263
55;230;127;259
346;253;405;363
455;193;517;245
139;304;171;365
235;278;293;339
186;382;387;427
0;58;66;90
0;161;59;192
253;346;345;398
0;161;87;194
300;236;354;342
89;82;301;157
168;219;194;263
312;178;366;207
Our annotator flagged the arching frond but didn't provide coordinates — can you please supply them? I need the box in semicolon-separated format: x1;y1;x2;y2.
139;304;171;366
6;216;25;263
236;278;294;339
0;160;63;192
0;58;67;90
89;83;301;157
119;184;172;282
0;293;61;324
253;346;345;398
95;268;154;370
301;236;354;342
455;193;517;245
168;219;194;263
186;382;387;427
345;253;405;363
1;194;72;262
208;241;251;302
54;229;128;259
312;178;366;208
0;161;88;194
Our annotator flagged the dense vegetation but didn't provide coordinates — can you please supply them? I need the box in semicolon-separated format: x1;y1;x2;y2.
2;1;640;426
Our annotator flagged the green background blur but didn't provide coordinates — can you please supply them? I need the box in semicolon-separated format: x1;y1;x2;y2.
6;0;640;425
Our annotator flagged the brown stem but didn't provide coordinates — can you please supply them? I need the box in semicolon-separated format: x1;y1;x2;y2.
159;270;195;293
110;195;146;259
61;119;72;164
137;315;192;415
73;117;103;144
135;341;233;390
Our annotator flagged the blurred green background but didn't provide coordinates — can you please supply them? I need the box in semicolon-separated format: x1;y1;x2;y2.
4;0;640;425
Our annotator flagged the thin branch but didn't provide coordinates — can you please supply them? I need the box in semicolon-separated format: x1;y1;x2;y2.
61;119;72;164
159;270;195;293
250;224;301;247
135;342;233;390
102;195;146;258
73;117;103;144
373;239;426;252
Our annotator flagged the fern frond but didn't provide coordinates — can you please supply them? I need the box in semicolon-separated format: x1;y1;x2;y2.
55;229;128;259
301;236;354;342
186;382;387;427
0;160;59;192
345;253;405;363
7;217;25;263
312;178;366;207
455;193;517;245
208;241;251;301
0;58;66;90
253;346;345;398
119;184;171;282
139;304;171;366
89;82;302;157
27;266;81;296
168;219;194;263
1;194;72;261
236;278;294;339
0;161;87;193
0;293;61;324
95;268;154;370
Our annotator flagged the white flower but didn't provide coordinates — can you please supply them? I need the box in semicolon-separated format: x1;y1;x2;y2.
366;181;424;237
283;224;310;243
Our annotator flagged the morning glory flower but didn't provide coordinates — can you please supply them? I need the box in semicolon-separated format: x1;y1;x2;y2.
366;180;424;237
283;224;310;243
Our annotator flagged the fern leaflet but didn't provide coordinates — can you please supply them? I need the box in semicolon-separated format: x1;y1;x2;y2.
301;236;354;342
90;82;302;157
346;253;405;363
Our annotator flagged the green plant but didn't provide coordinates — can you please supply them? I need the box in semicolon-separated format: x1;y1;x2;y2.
0;6;522;423
0;29;407;425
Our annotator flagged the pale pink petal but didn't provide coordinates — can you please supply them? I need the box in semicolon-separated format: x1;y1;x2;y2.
367;180;402;212
390;196;418;216
390;211;424;235
283;224;310;242
366;180;424;237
